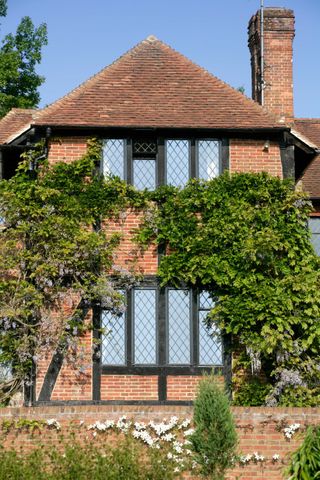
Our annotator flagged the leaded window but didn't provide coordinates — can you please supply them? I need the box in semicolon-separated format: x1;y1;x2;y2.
166;140;190;187
133;288;157;364
101;286;223;368
101;137;223;188
102;139;125;180
168;289;191;364
309;217;320;255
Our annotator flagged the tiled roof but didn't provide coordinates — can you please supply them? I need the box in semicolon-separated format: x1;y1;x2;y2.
0;108;36;144
300;153;320;198
295;119;320;197
33;36;282;130
294;119;320;148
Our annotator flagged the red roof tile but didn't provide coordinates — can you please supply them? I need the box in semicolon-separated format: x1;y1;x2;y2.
294;119;320;148
300;154;320;198
0;108;36;144
33;36;282;130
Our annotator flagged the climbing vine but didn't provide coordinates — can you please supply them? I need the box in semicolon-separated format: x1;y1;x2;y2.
1;139;320;407
0;138;145;402
138;173;320;405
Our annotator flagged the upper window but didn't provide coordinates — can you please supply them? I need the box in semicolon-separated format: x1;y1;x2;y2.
102;138;221;189
309;217;320;255
101;287;222;368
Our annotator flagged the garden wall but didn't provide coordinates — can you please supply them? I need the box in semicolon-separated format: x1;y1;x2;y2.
0;405;318;479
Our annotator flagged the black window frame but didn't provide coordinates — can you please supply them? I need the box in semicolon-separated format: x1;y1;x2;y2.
99;280;224;376
101;135;226;188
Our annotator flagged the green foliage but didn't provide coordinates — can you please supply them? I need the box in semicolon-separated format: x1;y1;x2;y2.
286;426;320;480
232;377;271;406
0;139;144;400
0;437;180;480
191;375;237;479
0;2;47;117
139;172;320;405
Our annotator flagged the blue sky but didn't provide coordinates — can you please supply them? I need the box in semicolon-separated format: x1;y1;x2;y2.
2;0;320;118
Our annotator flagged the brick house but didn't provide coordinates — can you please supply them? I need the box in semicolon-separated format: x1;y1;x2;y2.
0;7;319;406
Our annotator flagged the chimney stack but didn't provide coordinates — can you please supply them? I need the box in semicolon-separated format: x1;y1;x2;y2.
248;8;295;123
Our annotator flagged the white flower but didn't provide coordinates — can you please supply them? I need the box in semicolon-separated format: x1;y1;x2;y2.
272;453;280;461
167;452;173;460
104;420;115;429
179;418;191;429
253;452;265;462
184;428;195;436
284;423;300;439
134;422;146;431
173;441;184;454
46;418;61;430
162;433;175;442
239;454;253;464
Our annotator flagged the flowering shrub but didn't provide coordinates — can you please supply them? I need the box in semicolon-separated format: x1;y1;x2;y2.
86;415;194;473
284;423;301;440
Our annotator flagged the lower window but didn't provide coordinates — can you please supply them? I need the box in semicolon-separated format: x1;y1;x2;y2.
101;286;223;369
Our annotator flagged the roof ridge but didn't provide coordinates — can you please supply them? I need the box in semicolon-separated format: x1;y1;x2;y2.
295;118;320;122
150;38;283;125
35;36;282;126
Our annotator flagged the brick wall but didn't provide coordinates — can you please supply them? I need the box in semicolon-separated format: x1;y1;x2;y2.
106;210;158;274
230;139;282;177
37;136;283;404
101;375;158;401
248;8;295;122
0;405;318;480
48;137;88;164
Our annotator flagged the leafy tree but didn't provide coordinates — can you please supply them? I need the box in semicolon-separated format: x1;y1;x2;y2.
0;0;47;117
139;172;320;405
0;139;140;403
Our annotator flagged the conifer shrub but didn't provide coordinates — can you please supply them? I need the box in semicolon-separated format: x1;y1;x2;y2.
190;375;238;479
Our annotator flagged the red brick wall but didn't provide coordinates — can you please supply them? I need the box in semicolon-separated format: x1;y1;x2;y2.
39;136;283;404
101;375;158;401
230;139;282;177
0;405;318;480
106;210;158;274
48;137;88;164
248;8;295;122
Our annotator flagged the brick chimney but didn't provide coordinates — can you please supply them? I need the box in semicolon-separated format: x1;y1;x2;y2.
248;8;295;123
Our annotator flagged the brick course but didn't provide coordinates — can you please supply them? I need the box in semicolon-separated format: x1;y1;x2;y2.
0;405;318;480
230;139;282;177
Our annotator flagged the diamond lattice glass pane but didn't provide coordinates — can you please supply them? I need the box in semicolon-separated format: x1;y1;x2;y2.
133;159;156;190
166;140;189;187
133;140;157;155
101;311;126;365
199;311;222;365
198;140;220;180
102;139;125;179
199;291;214;310
311;234;320;255
309;218;320;234
168;290;191;364
134;289;157;364
309;219;320;255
